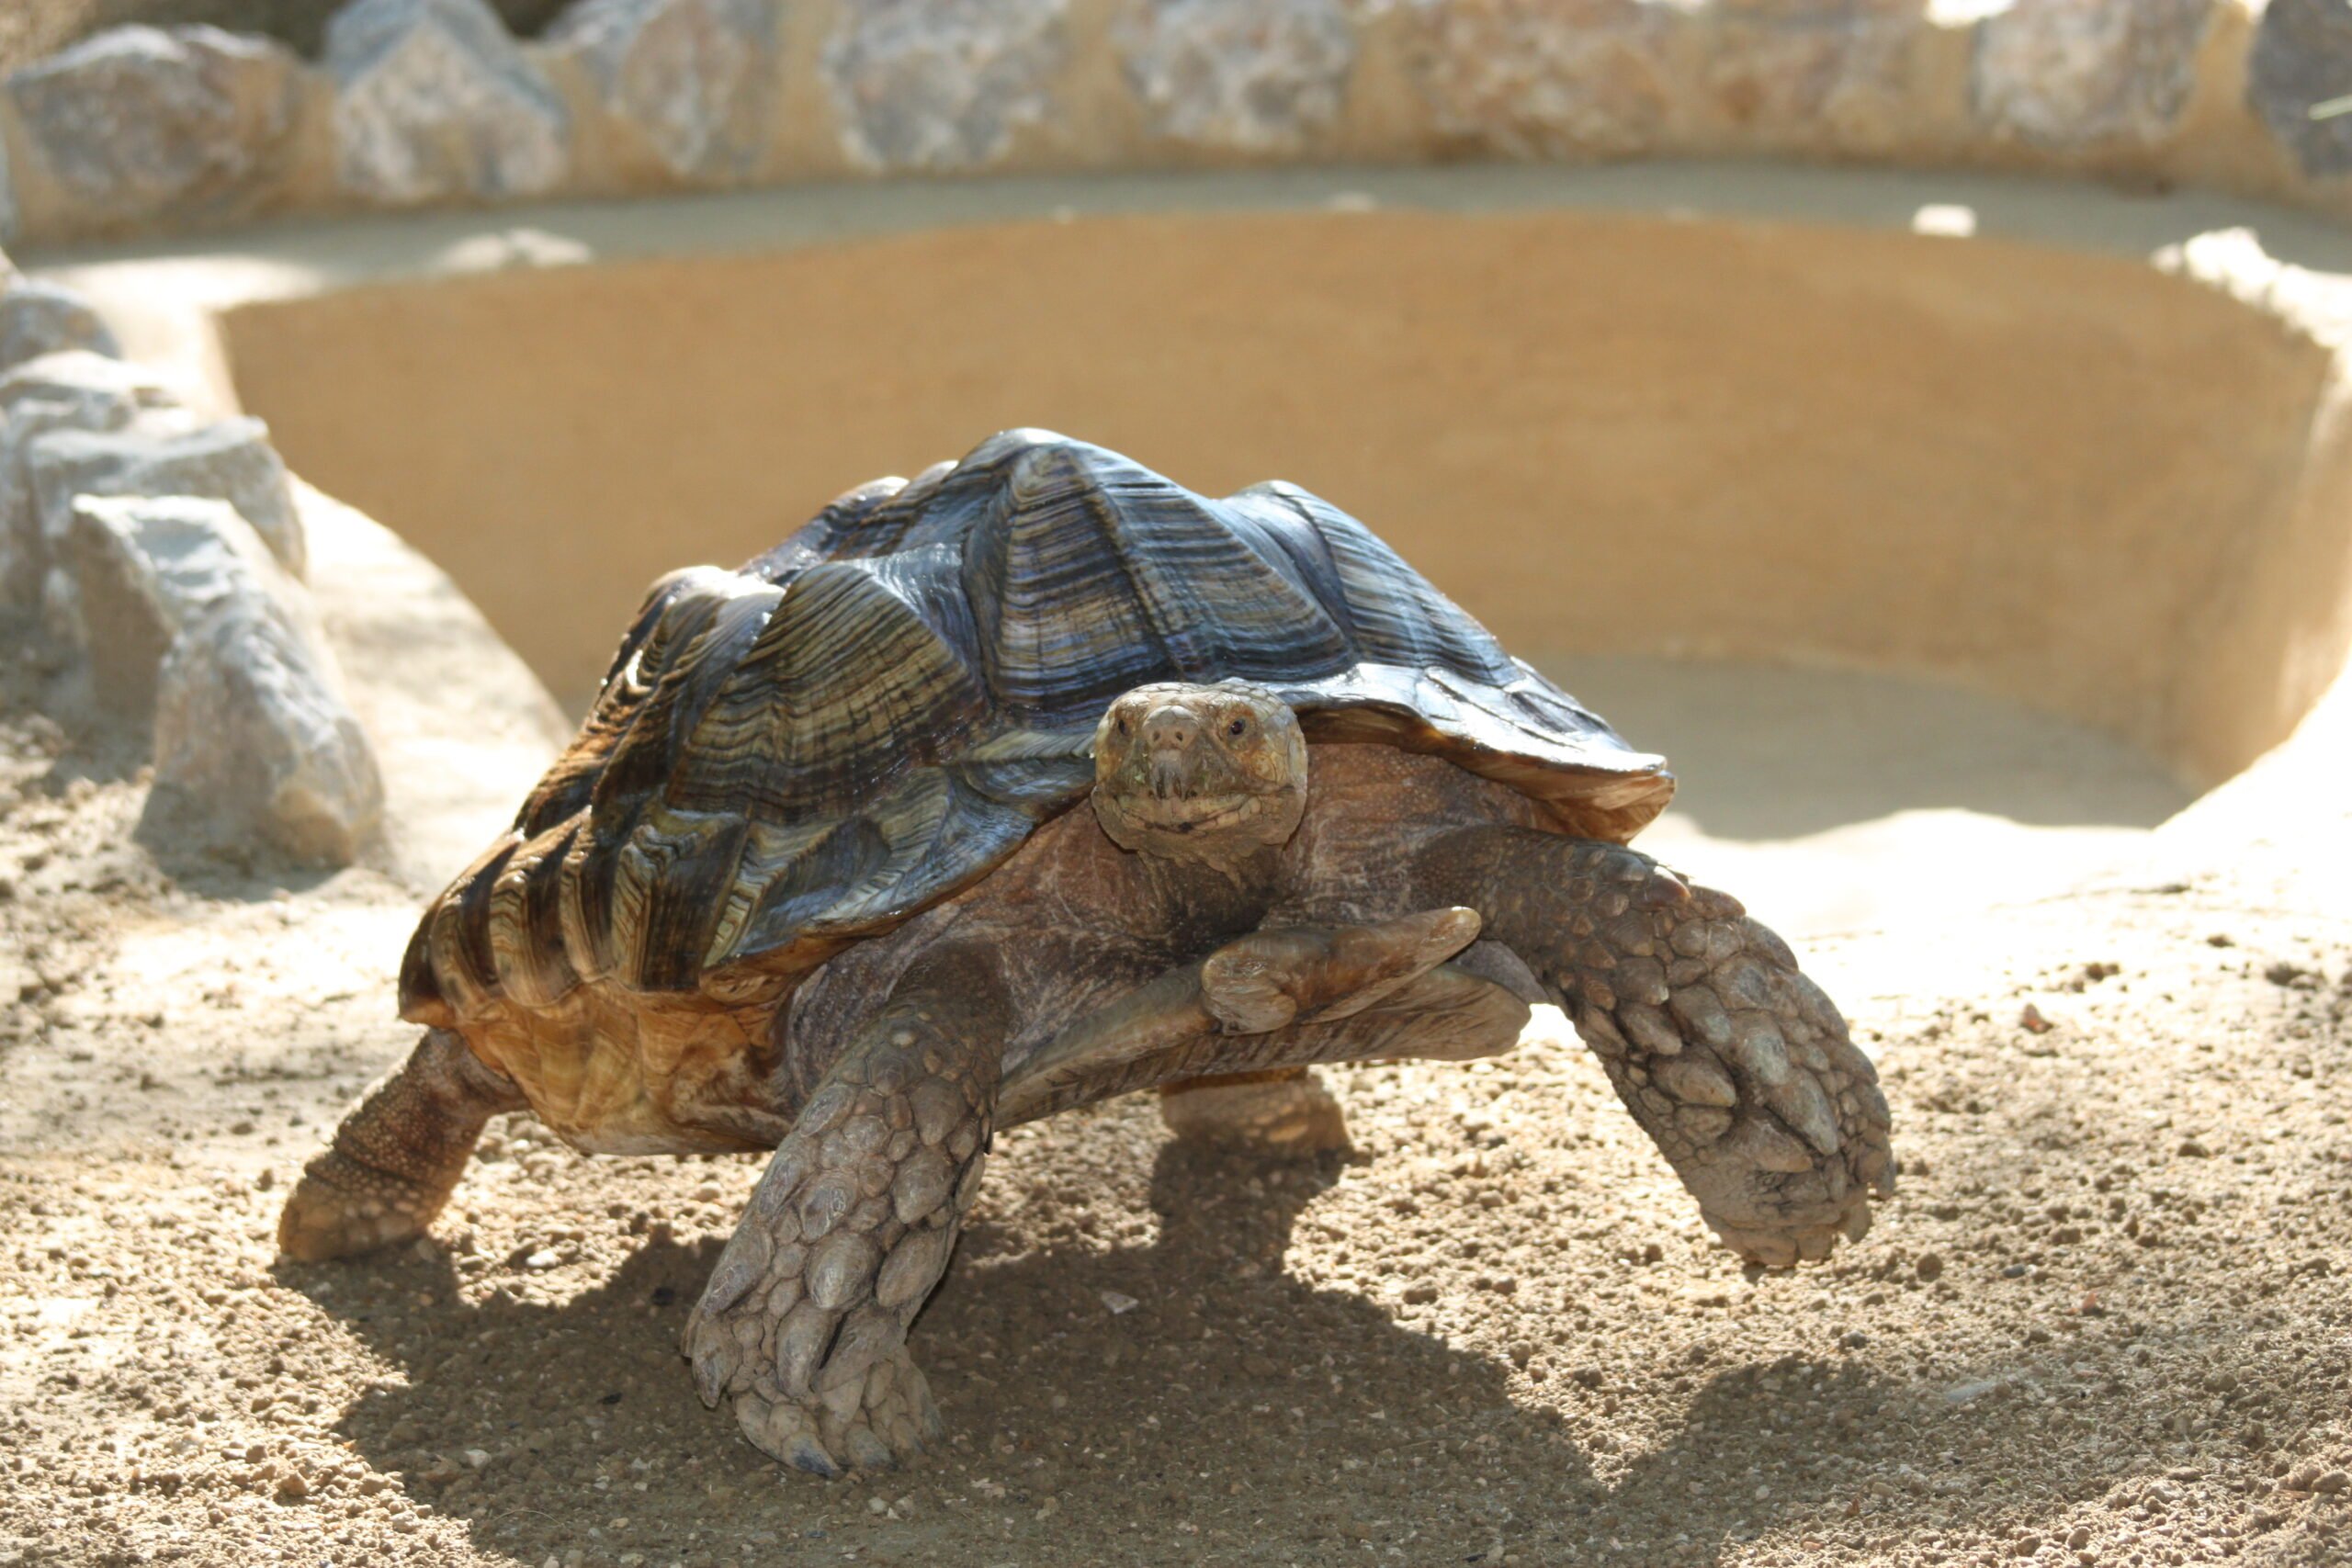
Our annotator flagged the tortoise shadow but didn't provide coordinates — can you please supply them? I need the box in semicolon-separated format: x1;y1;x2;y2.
285;1131;2278;1567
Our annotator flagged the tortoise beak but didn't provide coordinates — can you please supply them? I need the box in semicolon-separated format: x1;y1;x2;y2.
1142;704;1204;798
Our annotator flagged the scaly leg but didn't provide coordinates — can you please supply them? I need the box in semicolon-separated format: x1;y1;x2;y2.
1418;828;1894;1266
682;947;1002;1475
1156;908;1483;1153
999;909;1526;1131
278;1027;526;1261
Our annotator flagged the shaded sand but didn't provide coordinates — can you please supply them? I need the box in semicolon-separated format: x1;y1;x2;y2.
1547;656;2194;939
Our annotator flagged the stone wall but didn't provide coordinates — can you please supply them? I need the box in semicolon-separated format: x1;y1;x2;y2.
3;0;2352;245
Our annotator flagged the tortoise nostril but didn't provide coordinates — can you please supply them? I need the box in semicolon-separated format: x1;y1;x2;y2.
1142;706;1198;752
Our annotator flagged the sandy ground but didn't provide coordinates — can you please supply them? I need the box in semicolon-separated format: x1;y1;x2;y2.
3;592;2348;1568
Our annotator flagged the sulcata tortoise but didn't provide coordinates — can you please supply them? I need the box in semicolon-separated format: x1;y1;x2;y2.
281;430;1894;1476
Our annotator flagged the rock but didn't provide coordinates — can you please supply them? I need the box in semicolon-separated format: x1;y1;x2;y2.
821;0;1070;170
0;347;165;416
1972;0;2212;149
1113;0;1355;153
326;0;571;205
0;282;122;369
64;495;294;716
549;0;779;180
1914;1250;1944;1281
4;26;303;225
2248;0;2352;178
1401;0;1681;159
0;350;183;606
26;417;305;583
150;592;383;866
1694;1;1917;144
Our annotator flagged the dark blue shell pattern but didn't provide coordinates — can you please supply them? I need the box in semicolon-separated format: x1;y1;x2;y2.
399;430;1673;1025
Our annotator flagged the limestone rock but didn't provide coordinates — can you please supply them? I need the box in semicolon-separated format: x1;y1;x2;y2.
26;417;305;584
1694;1;1917;143
2248;0;2352;178
1114;0;1355;152
0;348;170;421
64;494;297;716
151;592;384;866
1401;0;1682;158
5;25;303;224
822;0;1069;170
0;350;183;606
1972;0;2211;149
0;282;121;370
326;0;571;204
550;0;779;180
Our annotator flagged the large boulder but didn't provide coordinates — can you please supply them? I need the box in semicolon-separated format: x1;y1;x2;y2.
549;0;779;181
2247;0;2352;179
64;493;299;716
0;281;122;370
1113;0;1355;153
25;417;306;589
821;0;1070;170
1971;0;2212;149
325;0;571;204
150;590;385;867
4;25;304;225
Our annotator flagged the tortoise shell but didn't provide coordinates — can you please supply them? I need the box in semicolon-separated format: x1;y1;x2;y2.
400;430;1673;1028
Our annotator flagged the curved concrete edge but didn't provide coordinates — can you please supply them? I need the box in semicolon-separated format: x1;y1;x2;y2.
2;1;2352;250
11;162;2352;917
295;477;574;888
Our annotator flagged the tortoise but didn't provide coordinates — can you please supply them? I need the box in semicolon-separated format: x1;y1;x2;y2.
280;430;1894;1476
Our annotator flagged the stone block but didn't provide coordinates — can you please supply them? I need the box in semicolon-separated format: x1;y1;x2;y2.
1114;0;1355;153
550;0;779;180
5;25;303;224
326;0;571;204
1973;0;2211;149
822;0;1069;170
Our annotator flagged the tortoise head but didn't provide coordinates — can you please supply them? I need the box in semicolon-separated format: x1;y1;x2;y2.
1091;682;1308;867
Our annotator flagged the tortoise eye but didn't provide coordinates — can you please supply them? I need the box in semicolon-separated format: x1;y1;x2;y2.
1227;716;1249;739
1114;716;1129;736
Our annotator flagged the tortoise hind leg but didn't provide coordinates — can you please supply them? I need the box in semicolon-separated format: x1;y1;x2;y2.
1417;828;1895;1267
1159;1067;1349;1153
278;1028;525;1262
683;945;1003;1476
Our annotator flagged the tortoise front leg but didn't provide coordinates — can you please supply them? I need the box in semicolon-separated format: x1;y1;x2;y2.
278;1028;526;1261
683;946;1003;1476
1417;828;1895;1266
1158;908;1487;1153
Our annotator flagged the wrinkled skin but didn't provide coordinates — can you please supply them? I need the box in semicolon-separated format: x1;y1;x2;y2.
284;681;1894;1477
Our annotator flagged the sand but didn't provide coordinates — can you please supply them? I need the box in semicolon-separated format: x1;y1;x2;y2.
4;616;2349;1568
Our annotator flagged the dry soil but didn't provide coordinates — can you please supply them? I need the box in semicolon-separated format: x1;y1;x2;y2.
2;606;2348;1568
